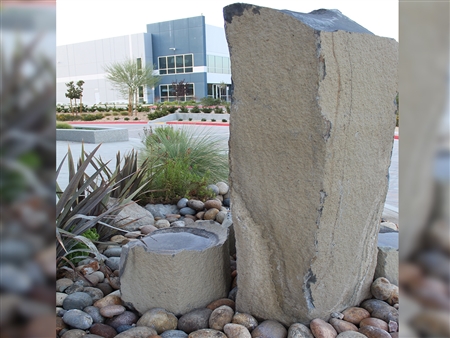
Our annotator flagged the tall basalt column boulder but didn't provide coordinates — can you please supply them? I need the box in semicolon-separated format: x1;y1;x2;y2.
224;4;398;325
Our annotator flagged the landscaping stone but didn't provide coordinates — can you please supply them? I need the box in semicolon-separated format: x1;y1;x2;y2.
225;3;397;324
251;320;288;338
83;287;103;303
61;329;87;338
105;311;138;329
207;184;219;195
64;283;84;295
206;298;236;311
358;325;391;338
114;326;158;338
120;224;230;316
287;323;314;338
145;204;179;219
136;308;178;334
336;332;367;338
216;182;229;195
63;292;93;310
105;257;120;271
232;312;258;331
62;309;93;330
360;299;399;324
371;277;394;300
99;304;126;318
179;207;197;216
89;323;117;338
187;200;205;211
204;199;221;210
177;198;189;209
342;307;370;325
141;224;158;234
83;306;104;323
161;330;189;338
108;199;154;230
374;247;399;286
93;294;122;309
155;219;171;229
209;305;234;331
359;318;389;331
177;308;212;333
56;278;73;292
329;318;358;333
57;292;68;306
224;323;252;338
171;220;186;227
188;329;227;338
310;318;337;338
203;208;219;221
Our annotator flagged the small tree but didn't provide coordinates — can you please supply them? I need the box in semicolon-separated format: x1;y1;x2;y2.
76;80;85;114
104;59;160;116
171;79;187;102
65;81;77;114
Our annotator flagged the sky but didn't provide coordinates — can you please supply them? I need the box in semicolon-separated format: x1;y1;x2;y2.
56;0;398;46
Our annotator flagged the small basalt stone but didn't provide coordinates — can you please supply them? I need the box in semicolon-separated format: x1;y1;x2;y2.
63;292;93;310
105;311;138;329
63;309;93;330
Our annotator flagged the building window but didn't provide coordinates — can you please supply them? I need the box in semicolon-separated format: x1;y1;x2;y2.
138;86;144;103
160;83;194;102
158;54;194;75
137;58;142;75
207;55;231;74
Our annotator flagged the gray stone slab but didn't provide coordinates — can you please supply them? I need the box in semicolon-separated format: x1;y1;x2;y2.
57;126;128;143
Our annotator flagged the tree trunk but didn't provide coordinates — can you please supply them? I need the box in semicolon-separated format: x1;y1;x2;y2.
134;90;138;116
70;98;73;114
74;98;78;116
79;95;83;114
128;89;132;116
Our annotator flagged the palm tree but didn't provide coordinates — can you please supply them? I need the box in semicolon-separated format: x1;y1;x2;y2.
104;59;160;116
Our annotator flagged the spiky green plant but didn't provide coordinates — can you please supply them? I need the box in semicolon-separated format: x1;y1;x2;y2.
139;126;228;203
56;144;151;267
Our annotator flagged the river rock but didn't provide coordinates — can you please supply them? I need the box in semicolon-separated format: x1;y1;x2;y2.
359;317;389;331
224;323;251;338
188;329;227;337
287;323;314;338
177;198;189;209
145;204;179;219
310;318;337;338
57;278;74;292
90;271;105;283
105;257;120;271
93;294;122;309
141;224;158;235
207;298;236;311
63;309;93;330
360;299;399;323
203;208;219;221
179;207;197;216
386;285;399;306
336;332;367;338
224;3;398;325
215;211;228;224
83;306;104;323
61;329;88;338
177;308;212;333
187;200;205;211
99;304;126;318
216;182;229;195
209;305;234;331
161;330;189;338
155;219;170;229
329;318;358;333
65;283;84;295
89;323;117;338
105;311;138;329
251;320;287;338
83;287;103;303
342;307;370;325
207;185;219;195
358;325;391;338
96;283;113;296
371;277;394;300
204;199;222;210
232;312;258;332
171;220;186;227
114;326;158;338
136;308;178;334
63;292;93;310
57;292;68;306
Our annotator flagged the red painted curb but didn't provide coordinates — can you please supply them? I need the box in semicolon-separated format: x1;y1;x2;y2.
394;135;399;140
167;121;230;126
68;121;149;124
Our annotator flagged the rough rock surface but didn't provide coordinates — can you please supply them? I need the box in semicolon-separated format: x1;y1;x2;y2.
224;3;397;325
108;199;155;231
374;247;399;286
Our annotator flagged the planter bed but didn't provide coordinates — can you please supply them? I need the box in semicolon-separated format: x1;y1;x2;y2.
56;126;129;143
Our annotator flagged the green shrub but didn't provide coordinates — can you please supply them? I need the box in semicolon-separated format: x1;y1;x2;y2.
200;97;221;107
114;117;120;120
112;112;119;116
214;106;223;114
211;119;216;122
180;106;189;113
134;117;139;121
222;119;228;123
201;118;206;122
225;103;231;113
120;112;129;116
147;109;169;120
140;127;228;204
105;113;112;116
191;105;200;113
178;119;183;121
81;113;103;121
201;107;212;113
167;106;178;114
124;117;130;121
56;114;80;121
189;118;193;121
56;122;73;129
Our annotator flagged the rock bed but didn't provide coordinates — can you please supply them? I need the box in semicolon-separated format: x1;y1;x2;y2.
56;181;399;337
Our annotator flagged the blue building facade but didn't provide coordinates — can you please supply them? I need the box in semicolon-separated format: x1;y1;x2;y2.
56;16;231;105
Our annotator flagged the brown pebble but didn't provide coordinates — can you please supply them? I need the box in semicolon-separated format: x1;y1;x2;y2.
231;270;238;278
209;305;234;331
204;199;222;210
89;323;117;338
232;312;258;332
188;329;227;337
94;294;122;309
386;285;399;306
56;316;67;335
329;318;358;333
203;208;219;220
184;214;197;221
310;318;338;338
342;307;370;325
371;277;394;301
232;276;237;289
388;321;398;333
99;304;126;318
359;325;391;338
360;318;389;331
206;298;235;311
196;211;205;220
